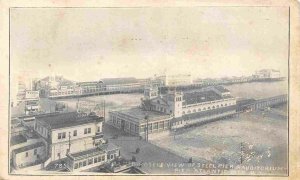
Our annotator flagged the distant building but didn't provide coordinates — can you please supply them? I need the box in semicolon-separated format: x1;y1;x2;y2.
101;77;143;93
34;76;76;98
108;86;237;138
24;91;40;115
253;69;281;79
156;74;192;87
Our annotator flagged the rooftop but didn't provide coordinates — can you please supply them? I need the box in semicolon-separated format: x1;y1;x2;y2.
10;134;27;146
112;107;171;123
12;142;44;154
36;112;104;130
183;90;230;105
101;77;139;85
214;86;230;93
67;143;119;160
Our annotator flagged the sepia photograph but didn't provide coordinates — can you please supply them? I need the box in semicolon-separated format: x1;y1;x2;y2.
8;6;290;176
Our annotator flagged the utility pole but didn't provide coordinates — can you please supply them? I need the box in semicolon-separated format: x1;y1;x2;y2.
240;142;243;164
145;115;149;141
68;132;71;154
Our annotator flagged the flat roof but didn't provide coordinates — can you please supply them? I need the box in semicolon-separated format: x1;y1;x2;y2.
37;112;104;130
10;134;27;146
13;142;44;154
112;107;171;123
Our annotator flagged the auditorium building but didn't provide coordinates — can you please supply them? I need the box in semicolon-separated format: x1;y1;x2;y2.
108;86;237;138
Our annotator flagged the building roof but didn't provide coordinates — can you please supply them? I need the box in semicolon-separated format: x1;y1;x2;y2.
36;112;104;130
101;77;138;85
67;143;119;160
10;134;27;146
111;107;171;123
12;142;44;154
76;81;103;86
214;86;230;93
183;90;225;105
68;147;105;160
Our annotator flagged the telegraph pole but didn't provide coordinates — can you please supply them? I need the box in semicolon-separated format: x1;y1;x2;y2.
145;115;149;141
68;132;71;154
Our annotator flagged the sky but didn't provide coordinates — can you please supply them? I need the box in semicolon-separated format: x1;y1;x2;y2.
10;7;289;83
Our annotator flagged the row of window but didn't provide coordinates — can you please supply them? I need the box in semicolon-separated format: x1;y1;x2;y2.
140;120;169;132
74;155;106;169
57;128;91;140
183;103;233;114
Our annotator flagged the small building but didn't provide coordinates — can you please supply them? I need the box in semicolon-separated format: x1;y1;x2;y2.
11;142;46;169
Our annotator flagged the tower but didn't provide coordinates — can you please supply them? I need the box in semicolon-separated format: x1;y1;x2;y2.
144;86;159;100
167;90;183;118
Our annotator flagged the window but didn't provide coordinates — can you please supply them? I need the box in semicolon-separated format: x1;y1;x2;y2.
34;149;37;155
225;104;227;106
62;132;66;139
84;128;91;134
101;155;105;161
98;156;101;162
83;161;87;166
74;163;78;169
110;154;114;159
88;158;93;165
73;130;77;136
182;111;185;114
57;153;60;158
58;132;66;139
97;127;101;132
25;152;28;157
58;133;62;139
79;162;83;168
94;157;98;163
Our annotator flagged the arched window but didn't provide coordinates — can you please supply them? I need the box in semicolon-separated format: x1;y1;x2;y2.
208;107;211;110
212;106;215;109
216;105;219;108
221;104;223;107
203;108;206;111
198;108;201;111
193;109;196;113
182;111;185;114
157;100;160;104
187;110;191;114
225;104;227;106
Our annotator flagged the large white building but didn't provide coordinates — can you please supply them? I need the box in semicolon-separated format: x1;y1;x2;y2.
33;112;120;171
108;86;237;138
